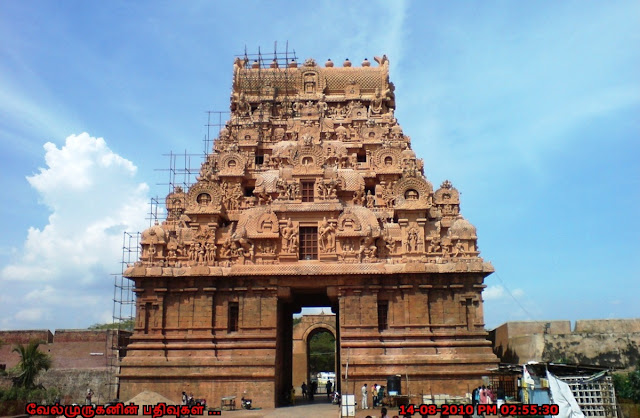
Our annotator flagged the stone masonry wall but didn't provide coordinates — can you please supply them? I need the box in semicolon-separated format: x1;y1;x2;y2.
491;319;640;370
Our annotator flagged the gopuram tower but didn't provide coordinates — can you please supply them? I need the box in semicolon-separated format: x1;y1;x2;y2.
120;55;498;407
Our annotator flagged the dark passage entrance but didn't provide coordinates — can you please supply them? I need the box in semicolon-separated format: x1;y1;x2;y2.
274;289;340;407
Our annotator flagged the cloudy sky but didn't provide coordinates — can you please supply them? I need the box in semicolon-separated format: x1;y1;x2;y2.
1;1;638;331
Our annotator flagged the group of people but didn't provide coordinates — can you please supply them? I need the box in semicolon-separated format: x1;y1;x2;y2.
361;383;385;410
299;380;321;402
181;391;197;406
472;385;497;405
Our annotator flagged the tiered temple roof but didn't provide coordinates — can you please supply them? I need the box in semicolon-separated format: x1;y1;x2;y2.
127;55;493;277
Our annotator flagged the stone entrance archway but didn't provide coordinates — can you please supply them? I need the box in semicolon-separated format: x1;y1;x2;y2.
292;314;337;397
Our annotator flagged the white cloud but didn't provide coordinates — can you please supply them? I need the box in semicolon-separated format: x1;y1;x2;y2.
483;285;524;301
483;285;505;301
15;308;46;322
0;133;151;328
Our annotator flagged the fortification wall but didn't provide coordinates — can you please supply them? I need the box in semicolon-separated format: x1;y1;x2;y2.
574;319;640;334
0;329;116;369
491;319;640;369
492;321;570;359
0;329;53;344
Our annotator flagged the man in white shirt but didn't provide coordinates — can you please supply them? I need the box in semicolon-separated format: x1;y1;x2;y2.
361;383;368;409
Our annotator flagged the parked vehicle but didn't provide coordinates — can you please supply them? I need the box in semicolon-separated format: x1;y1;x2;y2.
241;396;252;410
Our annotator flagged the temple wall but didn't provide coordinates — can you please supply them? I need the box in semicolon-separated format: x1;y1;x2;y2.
119;273;497;408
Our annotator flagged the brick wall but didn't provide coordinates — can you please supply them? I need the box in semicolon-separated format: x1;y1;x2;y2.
0;329;122;369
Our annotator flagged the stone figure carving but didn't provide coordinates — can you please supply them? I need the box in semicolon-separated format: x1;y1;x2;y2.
221;182;243;210
218;224;254;264
281;219;299;254
258;240;276;254
452;241;466;257
368;88;384;117
365;190;374;208
316;179;338;200
428;237;442;253
406;227;420;253
349;153;358;168
384;233;395;256
403;158;418;177
358;234;377;262
234;92;251;116
336;126;349;141
206;242;217;264
352;186;365;206
318;218;336;253
302;133;313;147
276;179;300;200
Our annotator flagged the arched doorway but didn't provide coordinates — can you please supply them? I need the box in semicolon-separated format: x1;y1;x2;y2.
291;315;337;401
308;328;336;395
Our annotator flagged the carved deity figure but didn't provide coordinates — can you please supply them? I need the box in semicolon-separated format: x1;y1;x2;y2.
317;98;328;118
452;241;466;257
406;227;419;253
352;187;365;206
366;190;375;208
403;158;418;177
358;235;377;262
302;133;313;147
428;237;441;253
277;179;298;200
336;126;348;141
281;219;299;253
235;92;251;116
318;218;336;253
286;181;299;200
292;101;303;117
206;242;217;264
368;88;384;117
349;153;358;168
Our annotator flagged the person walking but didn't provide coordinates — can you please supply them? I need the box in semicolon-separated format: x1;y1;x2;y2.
372;384;379;408
301;382;308;400
85;388;93;406
361;383;368;409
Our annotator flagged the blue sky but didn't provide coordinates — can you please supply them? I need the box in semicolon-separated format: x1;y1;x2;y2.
0;1;638;330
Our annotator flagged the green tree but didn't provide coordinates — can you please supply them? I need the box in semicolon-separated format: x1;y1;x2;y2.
89;319;134;331
11;340;52;388
309;331;335;375
614;362;640;403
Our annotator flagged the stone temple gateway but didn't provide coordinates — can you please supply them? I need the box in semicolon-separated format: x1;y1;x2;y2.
120;55;498;408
